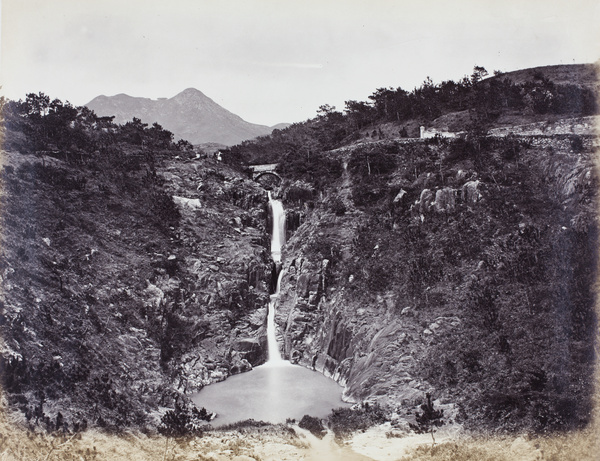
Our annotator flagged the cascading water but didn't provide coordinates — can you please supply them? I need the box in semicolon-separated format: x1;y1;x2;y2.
269;191;285;264
265;192;287;365
266;272;285;364
191;190;349;426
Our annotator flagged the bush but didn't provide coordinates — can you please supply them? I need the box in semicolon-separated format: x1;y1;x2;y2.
409;393;445;445
158;400;211;438
328;196;347;215
501;135;521;160
298;414;326;438
327;403;388;440
150;190;180;228
570;135;584;153
217;419;272;431
282;182;315;203
348;144;397;176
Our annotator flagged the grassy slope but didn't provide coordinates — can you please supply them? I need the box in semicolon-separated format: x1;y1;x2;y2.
495;63;599;90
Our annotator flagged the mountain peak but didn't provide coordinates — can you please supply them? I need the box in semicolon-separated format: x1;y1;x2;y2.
86;89;275;146
174;88;208;99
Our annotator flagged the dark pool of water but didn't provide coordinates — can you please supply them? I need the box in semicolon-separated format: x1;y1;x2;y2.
191;362;351;427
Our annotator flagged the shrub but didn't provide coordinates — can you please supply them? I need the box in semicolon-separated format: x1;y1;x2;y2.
327;196;347;215
409;393;445;446
501;135;521;160
298;414;326;438
217;419;272;431
158;400;211;438
327;403;388;440
150;190;180;228
570;135;584;153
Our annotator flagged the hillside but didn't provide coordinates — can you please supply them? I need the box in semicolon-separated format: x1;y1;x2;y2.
0;97;275;431
86;88;277;146
221;63;598;165
0;62;597;441
274;134;597;433
494;63;599;90
226;63;599;433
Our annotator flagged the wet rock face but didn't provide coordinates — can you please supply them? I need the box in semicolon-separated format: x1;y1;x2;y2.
325;314;353;361
277;266;426;405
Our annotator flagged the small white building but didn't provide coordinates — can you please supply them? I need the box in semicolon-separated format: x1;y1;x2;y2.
420;126;460;139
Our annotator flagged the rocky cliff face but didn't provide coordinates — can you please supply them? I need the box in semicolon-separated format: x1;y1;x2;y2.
0;148;272;429
274;134;598;431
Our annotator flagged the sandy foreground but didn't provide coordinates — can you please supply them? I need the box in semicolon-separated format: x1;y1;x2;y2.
0;390;598;461
1;407;598;461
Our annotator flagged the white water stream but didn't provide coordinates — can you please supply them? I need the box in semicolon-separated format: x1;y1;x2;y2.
269;191;285;265
265;192;287;366
192;191;349;426
265;272;286;365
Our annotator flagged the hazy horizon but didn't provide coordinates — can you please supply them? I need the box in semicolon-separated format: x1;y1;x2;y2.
2;0;599;126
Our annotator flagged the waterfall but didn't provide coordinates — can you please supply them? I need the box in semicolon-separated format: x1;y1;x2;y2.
192;192;349;426
269;192;285;264
266;272;284;364
265;192;287;366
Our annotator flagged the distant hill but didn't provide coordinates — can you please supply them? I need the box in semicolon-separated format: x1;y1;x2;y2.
86;88;281;146
490;63;599;90
270;123;292;131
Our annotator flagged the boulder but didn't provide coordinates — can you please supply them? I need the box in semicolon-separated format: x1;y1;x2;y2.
462;180;481;204
229;351;252;374
172;195;202;210
418;189;434;213
427;316;461;335
433;188;456;212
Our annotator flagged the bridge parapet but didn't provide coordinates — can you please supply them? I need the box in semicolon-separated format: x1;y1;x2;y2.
248;164;281;183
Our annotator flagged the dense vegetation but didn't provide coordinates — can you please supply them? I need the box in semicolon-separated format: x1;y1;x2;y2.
340;136;597;432
221;66;597;167
0;94;270;432
1;92;194;156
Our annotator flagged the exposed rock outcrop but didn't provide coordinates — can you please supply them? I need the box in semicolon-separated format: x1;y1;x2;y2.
433;187;456;212
274;133;598;427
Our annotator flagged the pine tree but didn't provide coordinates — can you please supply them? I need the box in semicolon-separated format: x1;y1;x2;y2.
409;393;444;446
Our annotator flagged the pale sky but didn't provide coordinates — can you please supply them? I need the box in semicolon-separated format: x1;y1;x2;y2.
1;0;599;126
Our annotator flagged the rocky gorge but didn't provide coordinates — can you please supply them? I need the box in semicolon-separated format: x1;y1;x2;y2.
272;132;598;432
0;63;598;460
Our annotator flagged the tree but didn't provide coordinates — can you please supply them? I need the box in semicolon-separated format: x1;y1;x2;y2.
409;393;444;446
24;92;51;117
368;87;396;120
316;104;337;119
470;66;489;85
344;100;375;130
121;117;148;145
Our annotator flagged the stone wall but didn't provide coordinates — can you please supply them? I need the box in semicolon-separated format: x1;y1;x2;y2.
420;116;598;139
488;116;598;137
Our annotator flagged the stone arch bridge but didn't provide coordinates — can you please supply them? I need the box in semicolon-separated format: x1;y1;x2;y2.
248;164;281;185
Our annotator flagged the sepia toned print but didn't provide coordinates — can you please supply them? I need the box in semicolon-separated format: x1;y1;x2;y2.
0;1;598;459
